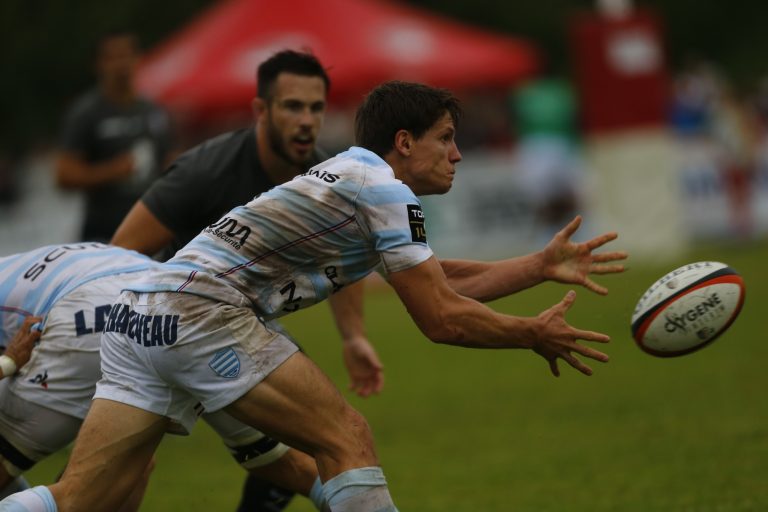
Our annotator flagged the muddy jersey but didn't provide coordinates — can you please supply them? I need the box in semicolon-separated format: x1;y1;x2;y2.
126;146;433;319
0;243;155;348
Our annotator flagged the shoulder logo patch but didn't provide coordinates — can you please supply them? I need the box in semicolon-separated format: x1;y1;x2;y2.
407;204;427;243
209;348;240;378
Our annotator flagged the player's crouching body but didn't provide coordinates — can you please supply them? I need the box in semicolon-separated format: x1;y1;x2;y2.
1;81;626;512
0;245;327;511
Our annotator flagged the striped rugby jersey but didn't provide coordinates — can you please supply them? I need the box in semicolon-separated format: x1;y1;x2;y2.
0;243;155;347
126;147;434;320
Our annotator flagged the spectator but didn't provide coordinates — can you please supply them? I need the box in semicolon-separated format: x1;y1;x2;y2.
54;30;174;242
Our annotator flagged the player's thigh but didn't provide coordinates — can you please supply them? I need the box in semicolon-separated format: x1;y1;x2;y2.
224;351;375;459
53;398;168;512
0;385;82;478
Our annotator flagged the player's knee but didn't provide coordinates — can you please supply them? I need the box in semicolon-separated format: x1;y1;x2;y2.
329;405;376;459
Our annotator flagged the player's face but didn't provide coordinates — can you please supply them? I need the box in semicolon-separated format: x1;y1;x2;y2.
404;112;462;195
97;35;139;89
264;73;327;167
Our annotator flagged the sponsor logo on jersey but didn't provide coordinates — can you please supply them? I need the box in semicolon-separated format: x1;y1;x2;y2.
324;266;344;293
23;243;107;282
407;204;427;243
205;216;251;250
208;348;240;378
300;168;340;183
104;304;179;347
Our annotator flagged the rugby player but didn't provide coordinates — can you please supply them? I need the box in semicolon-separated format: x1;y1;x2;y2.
0;81;627;512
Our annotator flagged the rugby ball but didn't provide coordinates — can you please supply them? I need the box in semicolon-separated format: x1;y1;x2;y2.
631;261;745;357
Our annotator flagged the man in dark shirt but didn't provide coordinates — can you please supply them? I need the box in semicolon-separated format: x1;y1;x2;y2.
112;50;381;512
55;31;174;242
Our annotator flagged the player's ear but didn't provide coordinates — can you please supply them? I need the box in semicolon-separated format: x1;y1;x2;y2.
393;129;413;156
251;97;266;120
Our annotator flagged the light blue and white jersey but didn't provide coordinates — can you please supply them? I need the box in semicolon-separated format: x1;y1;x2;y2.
127;147;433;319
0;243;155;347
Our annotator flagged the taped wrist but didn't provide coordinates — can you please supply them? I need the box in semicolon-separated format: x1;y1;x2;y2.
0;355;17;377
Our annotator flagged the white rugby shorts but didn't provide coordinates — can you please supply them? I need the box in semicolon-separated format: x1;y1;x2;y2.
95;291;299;434
7;275;122;420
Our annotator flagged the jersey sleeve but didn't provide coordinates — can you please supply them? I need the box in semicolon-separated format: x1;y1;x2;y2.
355;172;433;274
141;149;213;233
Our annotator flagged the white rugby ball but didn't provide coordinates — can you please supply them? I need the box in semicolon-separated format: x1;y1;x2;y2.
631;261;745;357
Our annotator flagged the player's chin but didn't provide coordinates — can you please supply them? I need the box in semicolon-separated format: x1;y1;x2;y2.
287;150;314;167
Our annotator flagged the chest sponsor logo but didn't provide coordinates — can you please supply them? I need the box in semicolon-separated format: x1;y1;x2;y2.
205;216;251;250
209;348;240;378
104;304;179;347
407;204;427;243
97;116;143;139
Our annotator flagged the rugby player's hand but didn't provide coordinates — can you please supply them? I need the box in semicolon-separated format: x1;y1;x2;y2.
342;335;384;397
3;316;43;373
532;291;610;377
541;216;628;295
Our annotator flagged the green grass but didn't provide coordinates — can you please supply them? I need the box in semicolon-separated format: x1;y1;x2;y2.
26;241;768;511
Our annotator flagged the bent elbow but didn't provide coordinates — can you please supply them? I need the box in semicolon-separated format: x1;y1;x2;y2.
421;315;465;345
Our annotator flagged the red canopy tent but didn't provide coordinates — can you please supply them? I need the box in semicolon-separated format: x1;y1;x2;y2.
137;0;539;122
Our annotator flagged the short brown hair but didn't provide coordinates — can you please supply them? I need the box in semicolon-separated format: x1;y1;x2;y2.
354;81;461;158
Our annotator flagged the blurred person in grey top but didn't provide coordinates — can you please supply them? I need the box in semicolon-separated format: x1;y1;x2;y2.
55;30;174;242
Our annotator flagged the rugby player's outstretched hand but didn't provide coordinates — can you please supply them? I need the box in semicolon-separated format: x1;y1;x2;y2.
3;316;43;374
342;335;384;397
541;215;628;295
531;291;610;377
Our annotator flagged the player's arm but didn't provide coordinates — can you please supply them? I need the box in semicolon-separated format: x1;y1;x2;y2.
0;316;42;379
387;256;610;376
328;281;383;397
440;216;628;301
54;150;135;189
111;200;175;256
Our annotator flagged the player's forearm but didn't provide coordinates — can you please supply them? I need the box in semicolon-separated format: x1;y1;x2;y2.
423;294;539;349
111;201;175;256
440;252;546;302
55;153;133;189
328;280;366;342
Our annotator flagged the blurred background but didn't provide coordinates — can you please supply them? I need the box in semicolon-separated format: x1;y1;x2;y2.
1;0;767;260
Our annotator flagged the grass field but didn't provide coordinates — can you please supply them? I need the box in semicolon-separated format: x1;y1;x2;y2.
27;241;768;511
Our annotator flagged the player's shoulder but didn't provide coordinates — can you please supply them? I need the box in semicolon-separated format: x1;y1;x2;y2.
174;129;251;177
322;147;396;182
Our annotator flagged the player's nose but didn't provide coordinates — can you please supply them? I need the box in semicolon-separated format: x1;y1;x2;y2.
449;142;462;163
